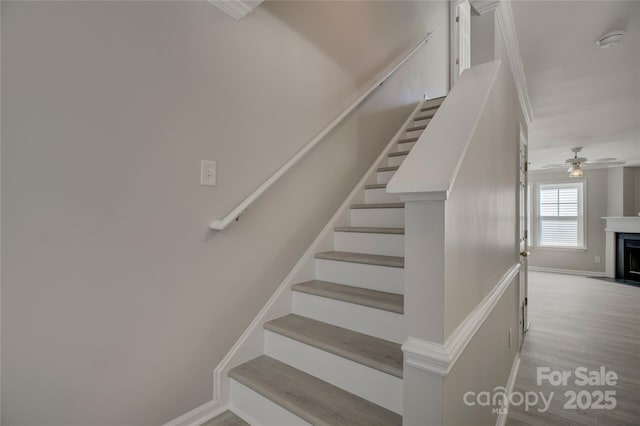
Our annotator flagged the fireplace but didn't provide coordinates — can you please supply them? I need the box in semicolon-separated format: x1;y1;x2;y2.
616;233;640;283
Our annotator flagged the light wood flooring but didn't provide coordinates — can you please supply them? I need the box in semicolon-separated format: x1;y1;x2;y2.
506;271;640;426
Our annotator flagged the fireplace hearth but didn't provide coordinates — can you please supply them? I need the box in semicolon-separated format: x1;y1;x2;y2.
616;233;640;283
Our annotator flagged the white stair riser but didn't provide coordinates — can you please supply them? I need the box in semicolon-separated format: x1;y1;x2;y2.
376;170;396;184
404;129;423;138
350;208;404;228
230;379;310;426
365;187;401;204
397;141;416;151
334;231;404;257
292;292;403;343
315;259;403;294
265;331;403;414
387;155;407;167
414;118;431;126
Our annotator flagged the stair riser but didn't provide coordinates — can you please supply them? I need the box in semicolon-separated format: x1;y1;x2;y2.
397;141;416;151
230;379;310;425
376;170;395;184
350;208;404;228
365;187;401;204
265;331;403;415
315;259;403;294
404;129;423;138
334;231;404;257
292;292;403;343
387;155;406;168
414;118;432;125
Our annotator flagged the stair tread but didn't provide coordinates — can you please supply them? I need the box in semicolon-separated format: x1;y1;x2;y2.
397;137;418;144
377;166;399;172
350;203;404;209
334;226;404;235
420;105;440;112
315;251;404;268
229;355;402;426
364;183;387;189
265;314;403;378
201;411;248;426
388;150;410;157
406;125;426;132
292;280;403;314
414;113;435;121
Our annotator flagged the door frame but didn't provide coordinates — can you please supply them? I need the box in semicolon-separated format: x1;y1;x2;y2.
450;0;471;88
519;125;530;346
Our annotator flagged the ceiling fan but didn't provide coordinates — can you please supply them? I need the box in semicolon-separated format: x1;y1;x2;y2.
541;147;624;177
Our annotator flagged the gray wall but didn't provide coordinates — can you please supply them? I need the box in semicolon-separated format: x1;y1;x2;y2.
1;1;449;425
529;168;608;273
470;11;495;67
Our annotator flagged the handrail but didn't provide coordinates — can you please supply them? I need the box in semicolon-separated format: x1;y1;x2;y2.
210;32;435;230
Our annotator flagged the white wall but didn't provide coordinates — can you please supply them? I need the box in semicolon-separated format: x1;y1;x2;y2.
529;168;607;273
0;1;449;425
470;10;495;67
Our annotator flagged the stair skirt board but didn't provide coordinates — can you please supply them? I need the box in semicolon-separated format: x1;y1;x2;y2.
292;291;403;343
265;331;403;414
350;207;404;228
230;380;311;426
334;231;404;257
377;170;396;184
314;258;403;294
365;187;401;204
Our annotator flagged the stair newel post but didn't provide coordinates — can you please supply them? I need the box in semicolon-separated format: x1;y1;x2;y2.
399;196;447;425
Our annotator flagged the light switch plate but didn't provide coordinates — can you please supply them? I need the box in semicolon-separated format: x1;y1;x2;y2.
201;160;216;186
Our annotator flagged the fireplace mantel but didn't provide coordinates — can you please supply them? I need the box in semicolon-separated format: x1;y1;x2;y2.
603;216;640;278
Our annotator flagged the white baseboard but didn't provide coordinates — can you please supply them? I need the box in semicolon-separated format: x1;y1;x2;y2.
528;266;606;277
162;400;226;426
204;100;426;413
496;354;521;426
402;263;520;376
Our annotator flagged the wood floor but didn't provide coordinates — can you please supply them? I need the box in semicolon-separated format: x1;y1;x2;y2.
506;272;640;426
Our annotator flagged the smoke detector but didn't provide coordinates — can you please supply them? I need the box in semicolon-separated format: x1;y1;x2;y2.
596;31;625;48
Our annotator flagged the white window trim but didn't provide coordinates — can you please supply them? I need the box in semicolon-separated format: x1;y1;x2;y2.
534;180;588;250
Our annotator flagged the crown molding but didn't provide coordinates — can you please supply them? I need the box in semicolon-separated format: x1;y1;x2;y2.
402;263;520;376
208;0;263;20
495;1;534;124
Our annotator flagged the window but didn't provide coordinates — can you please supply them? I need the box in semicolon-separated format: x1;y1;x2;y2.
538;182;585;248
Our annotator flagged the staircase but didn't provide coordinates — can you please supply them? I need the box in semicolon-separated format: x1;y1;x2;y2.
206;97;445;426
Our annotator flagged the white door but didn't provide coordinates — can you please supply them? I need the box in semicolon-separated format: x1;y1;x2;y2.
519;128;529;345
451;0;471;85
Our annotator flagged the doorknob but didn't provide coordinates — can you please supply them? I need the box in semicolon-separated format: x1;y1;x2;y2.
520;251;529;257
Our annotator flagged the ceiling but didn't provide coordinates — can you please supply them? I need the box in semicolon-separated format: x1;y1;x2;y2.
511;1;640;171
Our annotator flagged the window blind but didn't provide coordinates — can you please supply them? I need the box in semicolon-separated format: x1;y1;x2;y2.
538;182;584;248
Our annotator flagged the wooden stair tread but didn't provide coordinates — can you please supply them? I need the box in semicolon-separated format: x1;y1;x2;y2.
315;251;404;268
229;355;402;426
265;314;403;378
388;150;410;157
397;137;418;144
292;280;403;314
414;113;435;121
364;183;386;189
334;226;404;235
201;411;248;426
420;105;440;112
377;166;399;172
406;125;426;132
350;203;404;209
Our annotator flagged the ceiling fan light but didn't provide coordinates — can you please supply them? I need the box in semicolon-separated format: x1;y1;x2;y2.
569;164;583;177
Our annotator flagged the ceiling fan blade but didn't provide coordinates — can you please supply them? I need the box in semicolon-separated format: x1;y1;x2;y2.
594;157;618;162
584;161;625;167
541;164;568;169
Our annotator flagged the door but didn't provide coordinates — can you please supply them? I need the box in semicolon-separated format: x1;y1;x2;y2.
519;127;529;345
451;0;471;86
